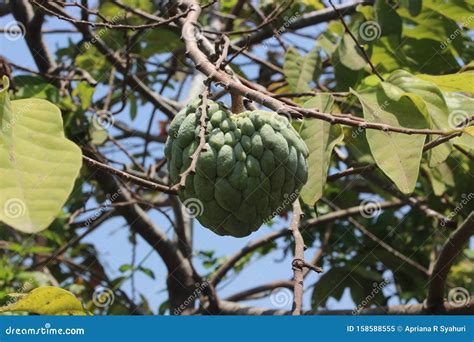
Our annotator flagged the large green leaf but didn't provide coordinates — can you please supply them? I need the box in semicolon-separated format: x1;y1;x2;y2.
353;87;430;193
400;0;422;16
337;34;367;71
0;286;88;315
374;0;402;37
316;21;344;57
399;8;465;56
402;38;460;74
424;0;474;29
418;72;474;94
311;267;349;308
0;76;82;233
383;70;451;166
14;75;60;103
299;94;343;205
283;48;320;93
423;162;455;196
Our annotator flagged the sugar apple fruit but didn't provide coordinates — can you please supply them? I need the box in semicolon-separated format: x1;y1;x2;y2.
165;99;308;237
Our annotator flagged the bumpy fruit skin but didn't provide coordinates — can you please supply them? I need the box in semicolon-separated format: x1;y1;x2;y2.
165;99;309;237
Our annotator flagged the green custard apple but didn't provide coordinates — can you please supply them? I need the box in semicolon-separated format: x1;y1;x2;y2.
165;99;308;237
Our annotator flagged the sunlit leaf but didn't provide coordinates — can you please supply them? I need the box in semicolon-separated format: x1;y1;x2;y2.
352;87;430;193
283;48;320;93
418;71;474;94
383;70;451;166
374;0;402;37
299;94;343;205
0;76;82;233
0;286;88;315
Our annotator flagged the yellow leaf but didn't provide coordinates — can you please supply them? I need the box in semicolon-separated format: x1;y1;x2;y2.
302;0;324;9
463;126;474;137
0;286;88;315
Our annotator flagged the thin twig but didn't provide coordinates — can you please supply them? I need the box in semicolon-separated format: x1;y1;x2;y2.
82;155;176;194
328;0;384;81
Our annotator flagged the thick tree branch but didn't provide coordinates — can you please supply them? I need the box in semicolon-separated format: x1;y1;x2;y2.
224;280;294;302
426;213;474;311
10;0;56;74
203;298;473;315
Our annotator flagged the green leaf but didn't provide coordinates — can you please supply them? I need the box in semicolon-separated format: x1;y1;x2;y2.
417;72;474;94
383;70;451;166
400;0;422;16
0;286;88;315
300;94;343;205
316;21;344;57
138;266;155;279
129;95;138;120
352;87;430;193
283;47;319;92
75;46;110;80
302;0;324;10
443;92;474;149
311;267;348;308
423;162;454;196
424;0;474;29
119;264;133;272
337;34;367;71
142;28;181;56
14;75;60;103
0;76;82;233
399;8;465;59
374;0;402;37
89;125;108;146
72;81;94;110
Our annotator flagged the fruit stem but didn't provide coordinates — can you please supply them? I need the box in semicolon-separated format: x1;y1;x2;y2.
231;92;245;114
